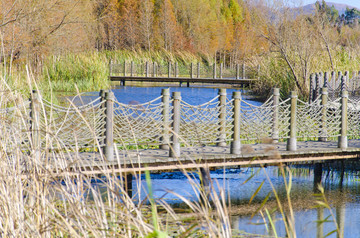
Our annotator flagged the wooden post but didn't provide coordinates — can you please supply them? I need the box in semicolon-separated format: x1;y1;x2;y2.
161;88;170;150
213;63;216;79
30;90;40;158
220;63;223;79
331;71;336;88
168;62;171;78
190;63;193;79
145;62;149;77
231;91;241;154
152;62;156;77
103;91;115;161
236;64;240;79
315;73;320;100
345;71;349;86
197;62;200;78
130;61;134;77
309;74;315;103
109;59;113;76
169;92;181;157
217;89;227;147
287;91;297;151
341;74;346;91
175;62;178;78
338;89;348;149
123;61;127;77
323;72;329;88
124;173;133;198
200;167;210;205
242;63;245;79
272;88;280;143
319;87;328;142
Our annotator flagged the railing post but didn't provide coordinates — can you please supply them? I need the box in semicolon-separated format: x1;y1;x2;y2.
319;87;328;142
323;72;329;88
341;74;346;91
331;71;336;88
168;62;171;78
309;74;315;103
272;88;280;143
175;62;178;78
338;89;348;149
130;61;134;77
230;91;241;154
145;61;149;77
152;62;156;77
169;92;181;157
315;73;320;100
109;59;113;77
123;61;127;77
103;91;115;161
287;91;297;151
197;62;200;78
236;64;240;79
220;63;223;79
217;89;227;147
30;90;41;158
242;63;245;79
190;63;193;79
161;88;170;150
213;63;216;79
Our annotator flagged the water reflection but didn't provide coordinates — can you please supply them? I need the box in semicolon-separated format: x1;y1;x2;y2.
127;161;360;237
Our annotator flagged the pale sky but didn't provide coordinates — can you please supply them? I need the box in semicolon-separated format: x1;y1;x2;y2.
302;0;360;9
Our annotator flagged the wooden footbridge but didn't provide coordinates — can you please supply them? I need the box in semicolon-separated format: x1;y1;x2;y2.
109;61;258;87
8;87;360;174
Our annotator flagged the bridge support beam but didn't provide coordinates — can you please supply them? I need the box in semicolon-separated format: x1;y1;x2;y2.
161;89;170;150
169;92;181;157
272;88;280;143
231;92;241;154
217;89;227;147
287;91;297;151
338;89;348;149
319;87;328;142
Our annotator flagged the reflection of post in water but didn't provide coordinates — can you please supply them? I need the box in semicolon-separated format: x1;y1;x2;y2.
316;207;324;238
339;160;345;190
336;200;345;238
313;163;323;192
268;211;276;237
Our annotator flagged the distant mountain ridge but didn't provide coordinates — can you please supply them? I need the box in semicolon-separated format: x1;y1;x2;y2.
301;2;359;15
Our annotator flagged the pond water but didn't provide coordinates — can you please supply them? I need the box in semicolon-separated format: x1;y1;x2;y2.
132;163;360;238
89;85;360;237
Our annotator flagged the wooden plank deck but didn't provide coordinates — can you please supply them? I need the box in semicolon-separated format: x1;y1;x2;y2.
109;76;256;85
57;140;360;175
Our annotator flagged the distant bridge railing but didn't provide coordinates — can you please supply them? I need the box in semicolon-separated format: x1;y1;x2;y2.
110;61;260;80
1;87;357;160
309;71;360;102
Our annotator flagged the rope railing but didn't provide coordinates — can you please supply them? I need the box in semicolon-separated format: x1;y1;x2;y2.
0;87;359;160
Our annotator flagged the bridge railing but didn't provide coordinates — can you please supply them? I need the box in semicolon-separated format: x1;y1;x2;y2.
0;87;357;160
110;61;260;80
309;71;360;102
